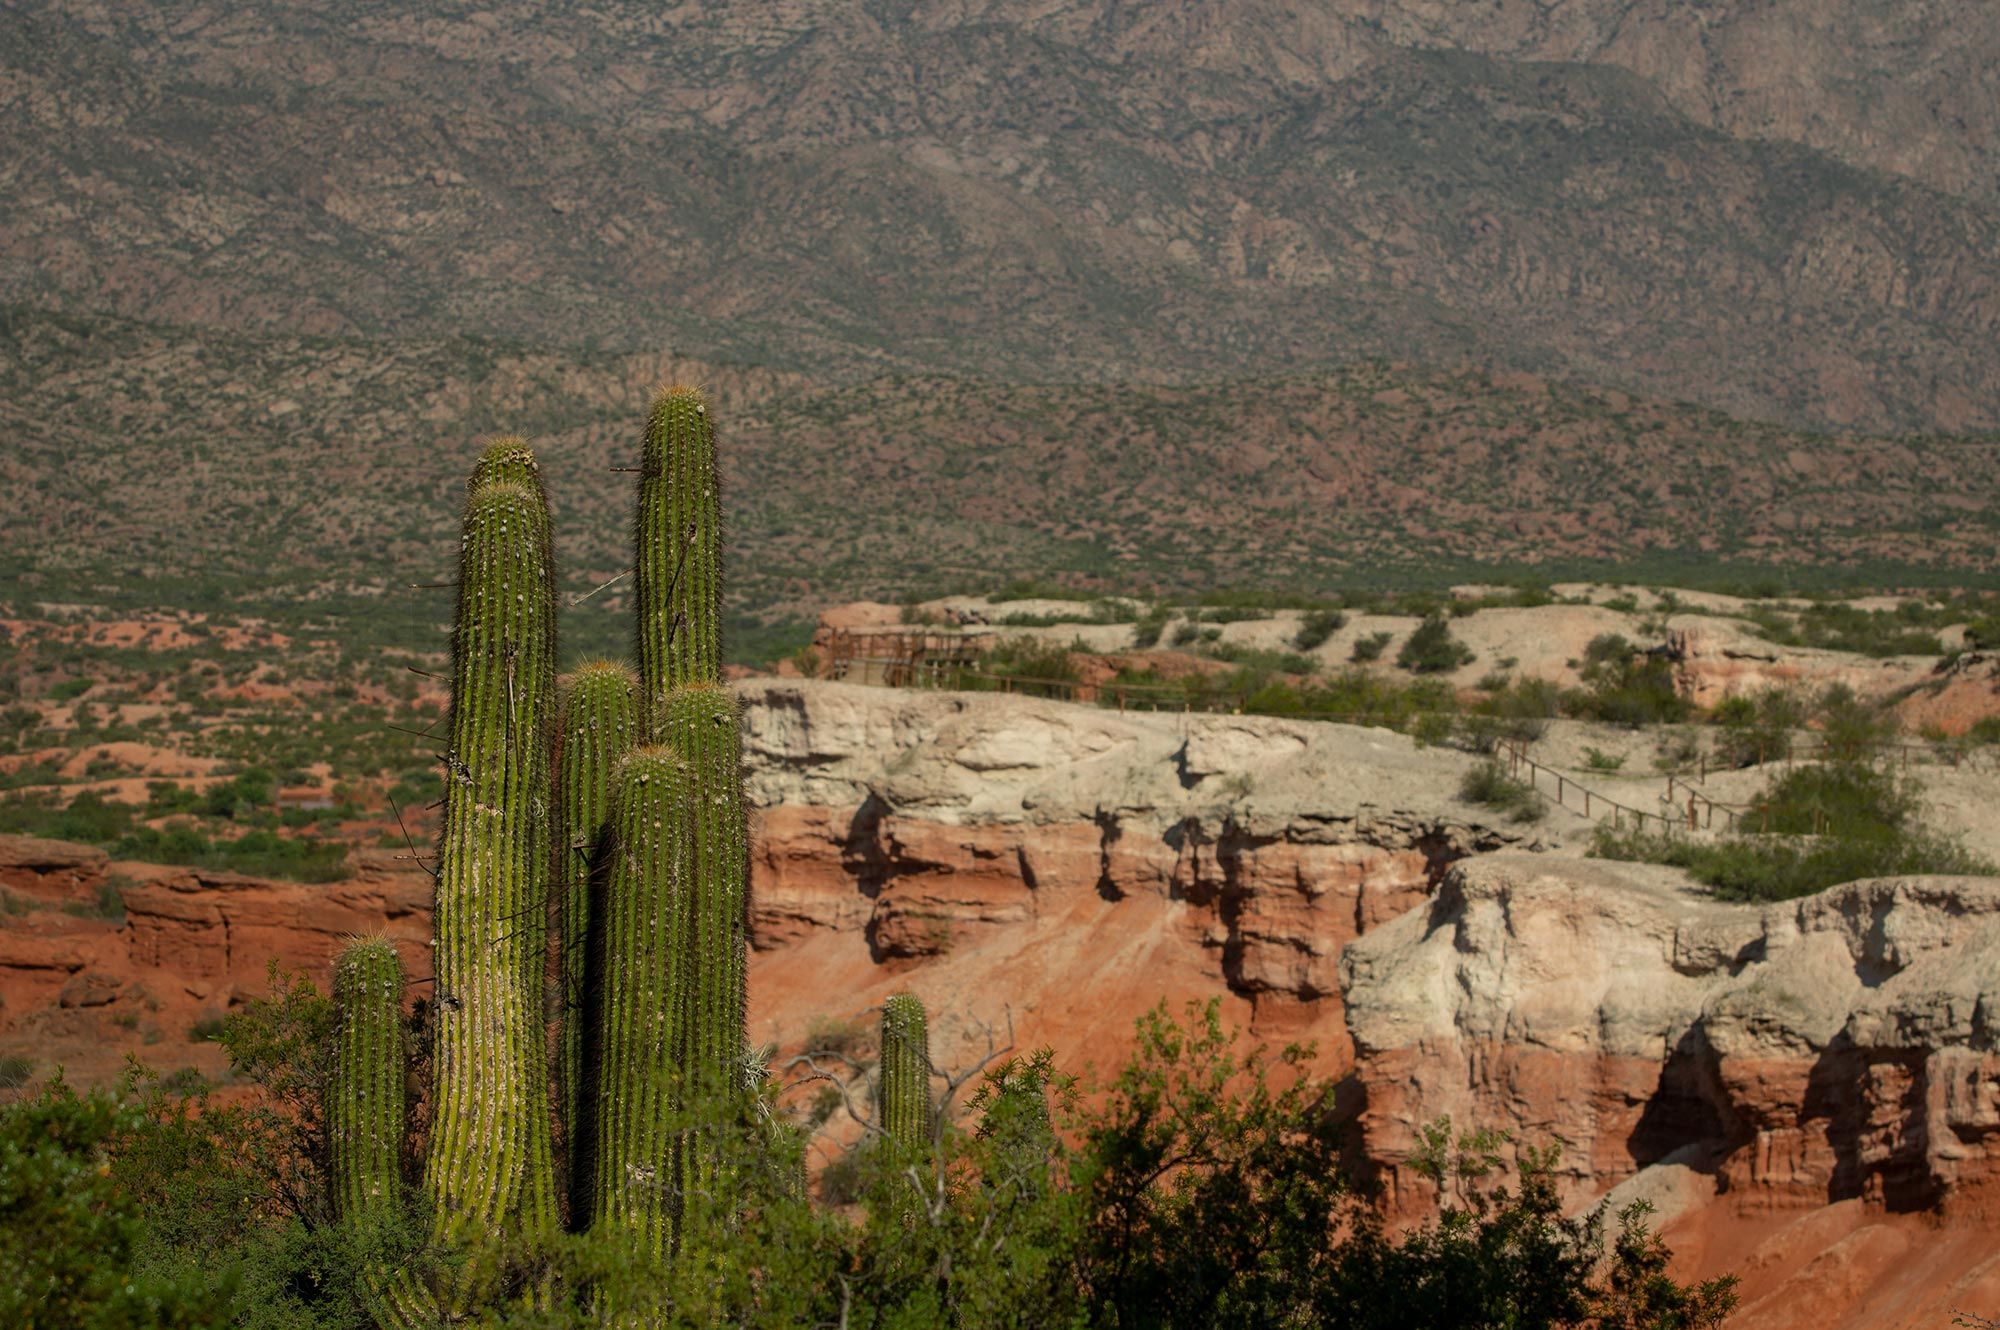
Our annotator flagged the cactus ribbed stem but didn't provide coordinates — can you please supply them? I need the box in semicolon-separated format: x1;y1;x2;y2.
555;661;639;1225
656;682;750;1235
636;386;723;706
330;937;406;1225
422;474;560;1295
331;938;428;1329
592;746;695;1272
879;993;933;1151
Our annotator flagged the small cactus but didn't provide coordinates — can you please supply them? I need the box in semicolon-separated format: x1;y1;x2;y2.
329;937;406;1226
879;993;934;1152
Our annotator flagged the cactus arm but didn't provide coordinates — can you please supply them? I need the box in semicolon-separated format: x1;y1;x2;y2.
328;937;436;1330
421;474;560;1300
655;681;751;1244
554;660;639;1226
636;385;724;704
330;937;406;1226
591;746;695;1276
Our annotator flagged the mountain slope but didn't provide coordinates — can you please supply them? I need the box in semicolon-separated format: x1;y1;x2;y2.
3;308;1994;646
3;1;1997;431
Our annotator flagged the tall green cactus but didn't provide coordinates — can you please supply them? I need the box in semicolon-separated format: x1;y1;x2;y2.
423;473;560;1292
322;397;780;1318
655;681;750;1237
879;993;934;1151
636;385;723;703
591;745;694;1272
555;660;640;1223
329;937;406;1226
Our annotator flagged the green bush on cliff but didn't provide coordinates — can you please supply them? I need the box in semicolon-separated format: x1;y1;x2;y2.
1593;758;1994;902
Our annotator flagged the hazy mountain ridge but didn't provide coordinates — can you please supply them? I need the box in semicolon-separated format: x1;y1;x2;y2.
5;0;1998;431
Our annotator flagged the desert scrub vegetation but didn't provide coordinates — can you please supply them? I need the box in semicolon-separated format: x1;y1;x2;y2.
1562;634;1689;726
1291;608;1347;651
1396;613;1475;674
1593;756;1992;902
0;991;1735;1329
1459;760;1546;822
1351;630;1393;662
946;635;1086;696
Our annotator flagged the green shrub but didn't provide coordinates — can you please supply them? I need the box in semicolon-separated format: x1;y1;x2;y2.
1291;609;1346;652
1565;635;1688;726
1592;824;1992;903
1581;746;1625;772
1397;614;1475;674
951;636;1083;698
1812;684;1894;762
1351;631;1393;663
0;1055;32;1089
1459;760;1546;822
1593;757;1992;902
1711;687;1804;767
1130;606;1173;649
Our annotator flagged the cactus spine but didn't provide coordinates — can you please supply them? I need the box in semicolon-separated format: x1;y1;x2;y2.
591;746;695;1270
423;471;560;1288
555;660;639;1222
879;993;934;1151
329;937;406;1226
636;386;723;704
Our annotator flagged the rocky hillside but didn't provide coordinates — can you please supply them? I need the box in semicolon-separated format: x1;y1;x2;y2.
6;314;1998;640
7;1;1999;630
5;0;1999;434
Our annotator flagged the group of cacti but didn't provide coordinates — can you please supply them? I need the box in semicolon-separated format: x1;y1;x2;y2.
324;388;937;1325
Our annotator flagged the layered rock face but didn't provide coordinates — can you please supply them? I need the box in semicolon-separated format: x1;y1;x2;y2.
1343;853;2000;1325
0;680;1518;1083
0;842;430;1084
737;679;1522;1067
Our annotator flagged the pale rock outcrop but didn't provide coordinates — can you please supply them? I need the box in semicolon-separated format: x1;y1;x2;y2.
740;679;1522;997
1342;853;2000;1228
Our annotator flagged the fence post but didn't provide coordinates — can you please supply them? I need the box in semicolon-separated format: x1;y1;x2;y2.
1117;688;1126;714
1688;795;1697;831
1583;789;1590;817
